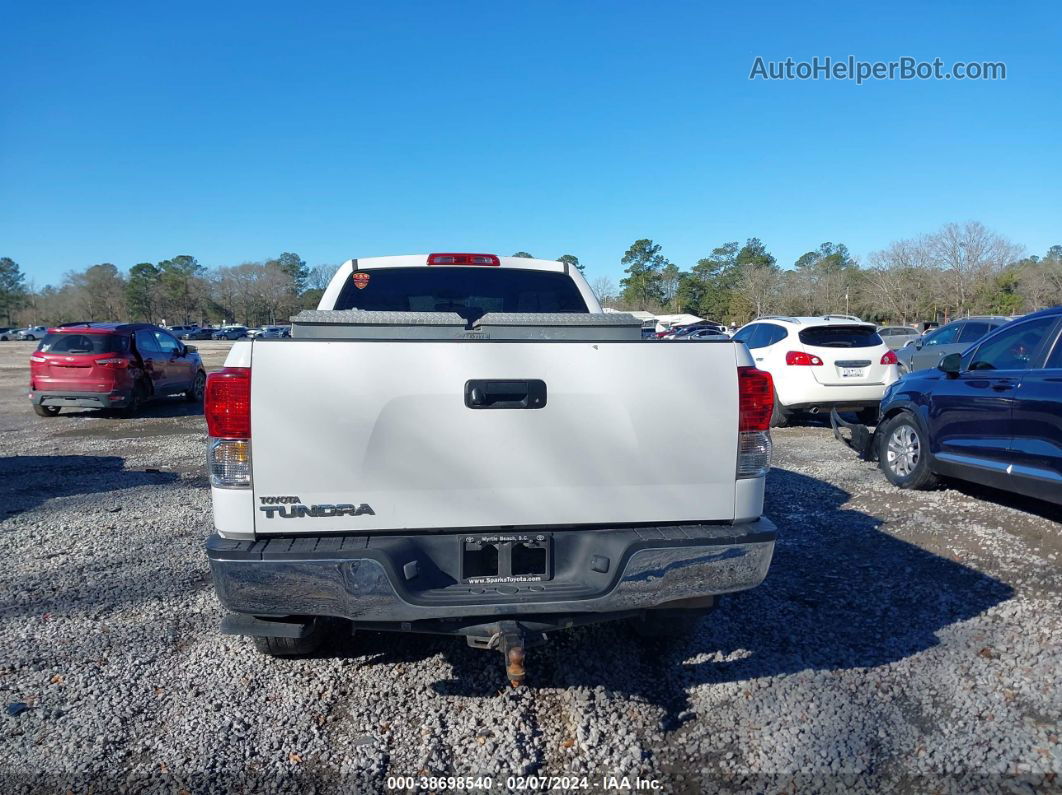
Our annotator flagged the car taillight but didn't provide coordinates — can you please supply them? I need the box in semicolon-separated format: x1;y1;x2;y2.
95;357;130;368
29;355;47;363
427;253;501;266
737;366;773;478
205;367;251;488
785;351;823;366
880;350;898;365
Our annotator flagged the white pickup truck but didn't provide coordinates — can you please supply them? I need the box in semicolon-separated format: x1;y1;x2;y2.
204;253;777;684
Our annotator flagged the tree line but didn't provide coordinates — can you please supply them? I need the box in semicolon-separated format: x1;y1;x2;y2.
597;221;1061;324
0;253;338;327
1;227;1059;328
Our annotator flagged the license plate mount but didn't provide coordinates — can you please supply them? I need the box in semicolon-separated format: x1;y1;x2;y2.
460;533;552;584
841;367;864;378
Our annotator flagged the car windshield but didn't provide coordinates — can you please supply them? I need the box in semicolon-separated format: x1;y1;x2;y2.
333;267;588;324
37;332;128;354
798;325;883;348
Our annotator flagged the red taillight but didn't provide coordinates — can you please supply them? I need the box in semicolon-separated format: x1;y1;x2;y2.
881;350;898;365
426;253;501;266
95;357;130;369
738;366;774;432
785;351;823;366
205;367;251;438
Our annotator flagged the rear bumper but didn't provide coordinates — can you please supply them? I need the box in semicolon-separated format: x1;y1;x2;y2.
206;518;776;627
30;389;132;409
775;368;898;410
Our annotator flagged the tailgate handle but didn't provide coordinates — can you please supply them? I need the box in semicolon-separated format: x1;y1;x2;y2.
465;379;546;409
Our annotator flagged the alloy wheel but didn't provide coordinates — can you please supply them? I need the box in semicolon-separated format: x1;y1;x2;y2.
886;424;921;477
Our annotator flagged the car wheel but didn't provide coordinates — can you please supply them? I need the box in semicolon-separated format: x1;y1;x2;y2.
252;618;326;657
770;390;789;428
186;371;206;402
118;383;145;418
33;404;60;417
877;413;938;489
24;335;35;341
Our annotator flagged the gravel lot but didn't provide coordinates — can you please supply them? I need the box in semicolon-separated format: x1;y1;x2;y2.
1;339;1060;792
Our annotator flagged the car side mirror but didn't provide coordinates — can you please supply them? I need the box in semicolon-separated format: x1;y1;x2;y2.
938;352;962;377
183;344;197;354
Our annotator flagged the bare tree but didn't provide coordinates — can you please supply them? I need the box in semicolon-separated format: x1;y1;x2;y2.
732;262;781;321
924;222;1023;314
590;275;618;306
306;264;336;292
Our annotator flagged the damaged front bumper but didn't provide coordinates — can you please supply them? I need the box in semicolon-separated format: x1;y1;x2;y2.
206;518;776;630
830;408;878;460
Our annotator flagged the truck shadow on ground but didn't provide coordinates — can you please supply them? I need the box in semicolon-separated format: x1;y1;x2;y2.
347;468;1014;722
0;455;179;517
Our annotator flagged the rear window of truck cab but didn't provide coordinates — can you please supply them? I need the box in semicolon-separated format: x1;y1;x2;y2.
37;332;129;354
333;267;588;322
798;325;883;348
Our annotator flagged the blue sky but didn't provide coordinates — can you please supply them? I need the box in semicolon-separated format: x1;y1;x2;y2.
2;1;1060;286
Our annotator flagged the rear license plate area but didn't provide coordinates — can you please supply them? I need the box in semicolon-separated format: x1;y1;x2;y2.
460;533;552;584
841;367;864;377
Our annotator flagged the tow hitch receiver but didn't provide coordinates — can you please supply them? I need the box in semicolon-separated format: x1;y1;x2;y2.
465;621;546;687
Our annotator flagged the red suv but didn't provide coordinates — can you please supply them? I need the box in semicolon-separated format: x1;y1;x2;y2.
29;323;206;417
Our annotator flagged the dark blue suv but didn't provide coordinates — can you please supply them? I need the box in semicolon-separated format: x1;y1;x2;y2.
833;306;1062;505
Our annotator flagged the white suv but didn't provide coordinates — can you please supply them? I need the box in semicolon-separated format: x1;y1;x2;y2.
732;315;899;426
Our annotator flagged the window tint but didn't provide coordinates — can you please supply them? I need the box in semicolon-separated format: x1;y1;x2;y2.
757;324;787;347
957;321;992;343
969;317;1056;372
37;333;128;354
924;322;961;346
732;325;757;344
333;267;588;323
739;324;772;349
135;330;162;354
1046;332;1062;369
154;331;181;354
798;325;883;349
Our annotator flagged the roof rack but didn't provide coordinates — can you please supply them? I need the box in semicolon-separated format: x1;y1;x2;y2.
821;314;863;322
756;315;799;324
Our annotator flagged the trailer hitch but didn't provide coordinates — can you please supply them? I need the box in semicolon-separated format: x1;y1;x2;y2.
465;621;546;688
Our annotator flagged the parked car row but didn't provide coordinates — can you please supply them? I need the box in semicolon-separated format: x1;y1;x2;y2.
0;325;48;341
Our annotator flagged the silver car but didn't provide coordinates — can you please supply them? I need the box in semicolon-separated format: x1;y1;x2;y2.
896;316;1012;373
258;325;291;339
876;325;921;350
18;326;47;341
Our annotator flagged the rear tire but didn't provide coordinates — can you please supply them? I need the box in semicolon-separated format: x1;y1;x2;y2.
252;618;326;657
33;404;60;417
118;383;145;418
877;412;938;490
185;371;206;402
770;391;789;428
